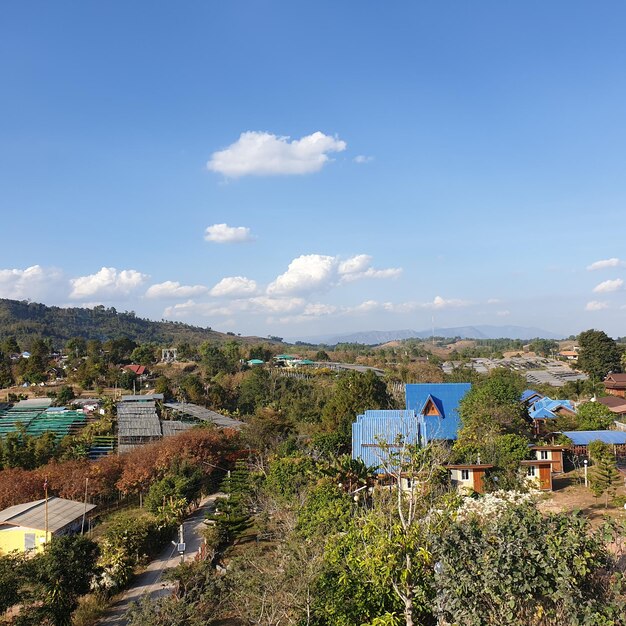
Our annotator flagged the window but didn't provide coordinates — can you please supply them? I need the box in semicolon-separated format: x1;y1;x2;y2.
461;469;470;480
540;450;549;460
24;533;36;551
527;465;536;477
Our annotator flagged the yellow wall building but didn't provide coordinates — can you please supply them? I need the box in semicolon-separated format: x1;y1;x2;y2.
0;497;95;555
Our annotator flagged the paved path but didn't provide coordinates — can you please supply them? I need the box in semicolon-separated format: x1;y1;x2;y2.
99;493;222;625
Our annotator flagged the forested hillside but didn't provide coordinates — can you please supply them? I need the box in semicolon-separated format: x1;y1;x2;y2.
0;299;263;348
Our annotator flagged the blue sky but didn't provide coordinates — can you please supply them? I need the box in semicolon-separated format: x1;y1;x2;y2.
2;1;626;339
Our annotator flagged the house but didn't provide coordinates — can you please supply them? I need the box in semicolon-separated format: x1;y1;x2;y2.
558;349;579;362
0;497;96;555
529;445;566;473
520;460;553;490
247;359;264;366
603;373;626;398
351;383;472;468
597;395;626;418
447;464;493;494
405;383;472;445
124;364;147;376
528;396;576;434
562;430;626;463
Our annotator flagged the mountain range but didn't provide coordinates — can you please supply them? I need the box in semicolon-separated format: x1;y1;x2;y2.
294;325;563;345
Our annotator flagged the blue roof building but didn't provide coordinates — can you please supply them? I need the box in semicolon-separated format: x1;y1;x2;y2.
562;430;626;446
352;383;472;468
351;409;419;469
406;383;471;444
528;397;575;421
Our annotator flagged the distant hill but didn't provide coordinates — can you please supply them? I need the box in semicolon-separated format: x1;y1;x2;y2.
296;325;563;345
0;298;268;348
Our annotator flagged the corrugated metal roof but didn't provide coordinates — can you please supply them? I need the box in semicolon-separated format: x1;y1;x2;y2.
352;410;419;470
529;397;575;419
406;383;471;443
164;402;243;430
0;497;95;532
563;430;626;445
521;389;542;402
14;398;52;409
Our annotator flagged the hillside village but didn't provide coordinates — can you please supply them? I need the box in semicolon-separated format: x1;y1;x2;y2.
0;310;624;626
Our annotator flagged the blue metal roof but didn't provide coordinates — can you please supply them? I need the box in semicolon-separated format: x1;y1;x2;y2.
521;389;542;403
405;383;471;443
528;397;575;420
351;410;418;470
562;430;626;446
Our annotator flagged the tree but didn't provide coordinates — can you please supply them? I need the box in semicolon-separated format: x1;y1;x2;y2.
589;452;622;508
577;329;621;380
575;401;615;430
207;460;252;543
529;338;559;357
56;385;75;405
0;552;26;613
322;370;395;437
434;500;623;625
31;535;100;625
458;369;529;444
130;343;158;365
199;343;230;377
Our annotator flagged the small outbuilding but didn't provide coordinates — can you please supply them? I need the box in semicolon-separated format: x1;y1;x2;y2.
529;445;567;473
520;460;553;491
447;464;493;494
0;497;96;555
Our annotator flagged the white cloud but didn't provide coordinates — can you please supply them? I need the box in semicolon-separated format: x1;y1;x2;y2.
145;281;208;299
207;131;346;177
204;223;253;244
210;276;258;298
585;300;609;311
70;267;148;300
0;265;64;300
267;254;337;296
487;298;501;304
338;254;402;282
496;310;511;317
427;296;471;310
354;155;374;164
248;296;306;313
267;253;401;296
587;258;625;271
592;278;623;293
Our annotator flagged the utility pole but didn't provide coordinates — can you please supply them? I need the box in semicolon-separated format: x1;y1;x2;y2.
81;477;89;535
44;476;49;548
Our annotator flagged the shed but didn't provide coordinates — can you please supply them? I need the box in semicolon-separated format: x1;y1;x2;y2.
520;460;553;491
447;464;493;494
0;497;96;555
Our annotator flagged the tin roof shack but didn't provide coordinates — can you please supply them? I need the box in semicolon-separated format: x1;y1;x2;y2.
520;460;553;491
0;497;96;555
530;445;567;473
351;410;419;470
604;373;626;399
447;464;493;494
562;430;626;464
